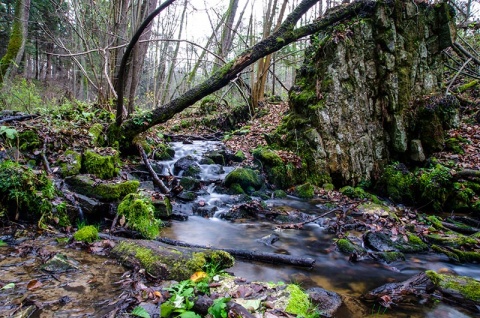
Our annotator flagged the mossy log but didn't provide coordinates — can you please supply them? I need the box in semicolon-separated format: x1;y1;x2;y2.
110;238;235;281
159;237;316;267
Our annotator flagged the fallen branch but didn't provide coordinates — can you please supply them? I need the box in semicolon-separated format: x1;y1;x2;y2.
135;142;170;194
454;169;480;179
41;138;52;175
276;203;358;230
158;237;315;267
0;114;37;124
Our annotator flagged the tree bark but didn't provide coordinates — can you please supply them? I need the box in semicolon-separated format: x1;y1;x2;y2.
111;0;377;145
0;0;31;83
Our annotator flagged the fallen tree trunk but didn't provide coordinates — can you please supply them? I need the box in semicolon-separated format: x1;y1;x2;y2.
110;0;377;146
158;237;316;267
110;238;235;281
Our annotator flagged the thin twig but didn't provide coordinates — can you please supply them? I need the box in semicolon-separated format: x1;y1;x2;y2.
446;57;472;96
135;142;170;194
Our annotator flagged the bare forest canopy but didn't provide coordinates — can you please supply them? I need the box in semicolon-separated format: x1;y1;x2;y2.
0;0;478;144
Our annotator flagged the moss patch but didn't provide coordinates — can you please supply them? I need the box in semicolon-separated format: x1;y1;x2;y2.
58;150;82;177
426;270;480;302
65;175;139;201
88;123;104;146
83;148;120;179
285;284;311;316
224;168;263;193
0;160;54;221
117;193;161;239
294;183;314;199
73;225;99;243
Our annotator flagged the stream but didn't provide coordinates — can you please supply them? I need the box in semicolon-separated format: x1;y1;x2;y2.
0;140;477;317
160;141;478;317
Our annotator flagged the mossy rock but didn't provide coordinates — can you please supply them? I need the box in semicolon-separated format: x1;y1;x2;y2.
284;284;312;316
203;150;225;165
18;130;40;151
253;148;284;166
294;183;314;199
151;196;172;219
111;240;234;281
375;251;405;263
431;245;480;263
88;123;104;146
336;238;366;254
118;193;162;239
65;175;139;201
83;148;120;179
0;160;54;221
378;163;415;204
228;183;245;194
224;168;263;193
273;189;287;198
58;150;82;177
425;231;478;249
232;150;246;162
154;143;175;161
73;225;99;243
179;177;201;191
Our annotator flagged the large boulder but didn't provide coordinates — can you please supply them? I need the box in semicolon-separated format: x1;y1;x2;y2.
272;1;457;186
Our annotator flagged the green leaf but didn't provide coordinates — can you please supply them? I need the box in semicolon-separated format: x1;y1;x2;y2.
160;302;174;318
0;239;7;247
1;283;15;290
178;311;201;318
208;297;230;318
131;306;150;318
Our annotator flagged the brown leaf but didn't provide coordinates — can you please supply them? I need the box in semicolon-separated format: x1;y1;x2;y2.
27;279;43;291
119;215;126;227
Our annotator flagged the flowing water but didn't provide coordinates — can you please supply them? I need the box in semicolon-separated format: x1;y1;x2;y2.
161;141;478;317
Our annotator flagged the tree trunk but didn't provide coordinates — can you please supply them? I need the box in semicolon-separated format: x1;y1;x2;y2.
110;0;377;146
0;0;31;83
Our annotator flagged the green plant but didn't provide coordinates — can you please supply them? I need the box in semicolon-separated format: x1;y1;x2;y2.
0;79;43;112
131;306;150;318
160;280;200;318
208;297;230;318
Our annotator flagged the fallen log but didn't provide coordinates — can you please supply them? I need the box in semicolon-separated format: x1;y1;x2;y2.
109;238;235;281
158;237;316;267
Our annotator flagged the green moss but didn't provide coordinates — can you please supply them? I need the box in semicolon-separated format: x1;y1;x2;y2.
273;190;287;198
253;148;284;166
457;80;479;93
426;231;478;248
58;150;82;177
18;130;40;151
233;150;246;162
224;168;263;193
66;175;139;201
229;183;245;194
379;163;415;203
117;193;161;239
426;270;480;301
112;241;234;281
295;183;314;199
285;284;311;316
336;238;365;254
154;143;175;160
377;251;405;263
0;0;23;79
445;138;464;154
0;160;54;221
73;225;99;243
179;177;200;191
394;234;429;253
88;123;104;146
83;148;120;179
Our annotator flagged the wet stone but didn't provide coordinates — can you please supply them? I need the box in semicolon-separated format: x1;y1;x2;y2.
41;254;79;273
173;156;201;177
307;287;342;317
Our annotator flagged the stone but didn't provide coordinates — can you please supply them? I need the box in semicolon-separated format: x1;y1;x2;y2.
410;139;426;162
173;156;201;178
307;287;342;317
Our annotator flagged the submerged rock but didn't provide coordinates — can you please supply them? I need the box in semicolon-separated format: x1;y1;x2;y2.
42;254;79;273
173;156;201;178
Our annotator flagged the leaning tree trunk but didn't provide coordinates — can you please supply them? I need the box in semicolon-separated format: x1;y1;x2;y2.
0;0;31;84
110;0;377;148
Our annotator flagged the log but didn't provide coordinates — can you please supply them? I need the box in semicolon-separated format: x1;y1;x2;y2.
158;237;316;267
109;238;235;281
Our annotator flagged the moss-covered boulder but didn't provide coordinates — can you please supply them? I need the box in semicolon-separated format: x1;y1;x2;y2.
57;150;82;177
65;175;139;201
111;240;235;281
179;176;201;191
73;225;99;243
336;238;366;255
294;183;314;199
252;148;293;189
117;193;162;239
224;168;263;193
83;148;120;179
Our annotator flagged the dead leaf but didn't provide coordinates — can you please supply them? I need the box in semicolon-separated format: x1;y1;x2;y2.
27;279;43;291
190;271;208;283
119;215;126;227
